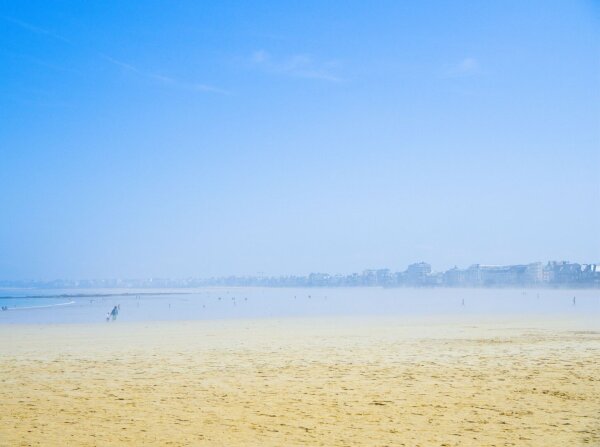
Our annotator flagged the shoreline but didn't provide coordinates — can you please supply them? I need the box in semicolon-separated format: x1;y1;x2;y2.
0;291;192;300
1;311;599;328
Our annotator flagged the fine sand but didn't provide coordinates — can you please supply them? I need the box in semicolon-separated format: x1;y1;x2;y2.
0;315;599;446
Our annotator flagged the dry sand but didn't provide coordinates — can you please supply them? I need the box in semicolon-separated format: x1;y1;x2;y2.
0;315;599;446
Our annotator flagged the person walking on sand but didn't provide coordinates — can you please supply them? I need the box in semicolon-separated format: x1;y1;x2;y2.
110;305;119;321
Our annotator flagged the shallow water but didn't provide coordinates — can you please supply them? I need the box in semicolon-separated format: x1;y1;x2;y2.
0;287;598;324
0;296;74;311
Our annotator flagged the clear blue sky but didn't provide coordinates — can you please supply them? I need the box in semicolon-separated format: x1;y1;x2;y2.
1;1;598;280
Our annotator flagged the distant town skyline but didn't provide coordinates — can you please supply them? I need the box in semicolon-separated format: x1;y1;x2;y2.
1;259;598;289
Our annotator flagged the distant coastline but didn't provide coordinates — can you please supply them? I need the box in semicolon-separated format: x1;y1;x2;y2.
0;291;191;300
1;260;598;290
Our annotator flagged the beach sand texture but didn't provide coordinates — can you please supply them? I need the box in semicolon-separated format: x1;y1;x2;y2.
1;317;599;446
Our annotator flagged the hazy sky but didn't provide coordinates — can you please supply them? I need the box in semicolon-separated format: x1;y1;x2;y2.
1;1;599;280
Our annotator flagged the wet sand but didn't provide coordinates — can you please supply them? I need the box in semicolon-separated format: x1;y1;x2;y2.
1;316;599;446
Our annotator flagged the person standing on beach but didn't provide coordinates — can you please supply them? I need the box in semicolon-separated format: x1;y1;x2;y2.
110;305;119;321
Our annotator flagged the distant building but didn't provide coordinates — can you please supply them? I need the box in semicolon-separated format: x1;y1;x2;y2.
361;270;377;286
547;261;582;285
464;264;529;286
546;262;600;286
525;262;543;284
466;264;483;285
405;262;432;285
308;273;331;286
375;269;394;286
444;266;467;286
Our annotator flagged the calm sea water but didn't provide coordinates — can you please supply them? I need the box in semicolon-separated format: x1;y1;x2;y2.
0;287;598;324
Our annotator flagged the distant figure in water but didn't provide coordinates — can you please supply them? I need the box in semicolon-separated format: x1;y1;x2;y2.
461;298;465;306
573;296;576;306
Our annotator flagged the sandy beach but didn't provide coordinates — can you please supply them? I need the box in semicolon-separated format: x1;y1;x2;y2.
1;315;599;446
